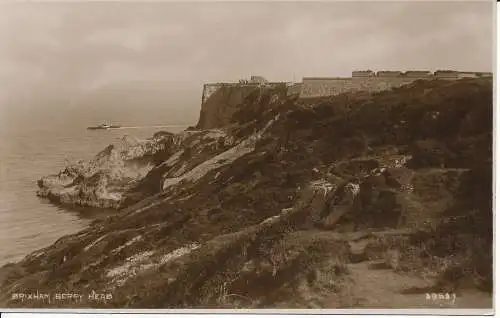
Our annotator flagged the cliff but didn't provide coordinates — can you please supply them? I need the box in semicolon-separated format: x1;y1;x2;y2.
196;83;287;129
0;77;493;309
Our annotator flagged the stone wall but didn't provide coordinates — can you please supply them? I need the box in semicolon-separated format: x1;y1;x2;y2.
299;76;418;98
300;77;352;98
201;84;224;104
201;83;261;104
286;83;303;96
299;70;492;98
199;71;493;115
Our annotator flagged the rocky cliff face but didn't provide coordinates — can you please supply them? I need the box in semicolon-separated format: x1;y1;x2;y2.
196;84;288;129
0;78;493;308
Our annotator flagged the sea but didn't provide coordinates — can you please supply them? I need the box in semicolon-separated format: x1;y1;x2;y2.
0;104;191;266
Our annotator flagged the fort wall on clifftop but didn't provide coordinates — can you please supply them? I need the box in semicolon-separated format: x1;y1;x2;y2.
197;70;492;128
299;70;493;98
201;71;492;107
202;83;260;104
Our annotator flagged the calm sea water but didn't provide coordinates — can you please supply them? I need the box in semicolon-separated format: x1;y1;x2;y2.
0;105;190;266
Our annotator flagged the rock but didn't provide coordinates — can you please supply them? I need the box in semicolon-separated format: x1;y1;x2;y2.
36;134;177;209
1;77;492;307
196;85;261;129
384;249;401;270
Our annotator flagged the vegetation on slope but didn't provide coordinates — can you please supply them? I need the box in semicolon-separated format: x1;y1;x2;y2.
0;78;492;308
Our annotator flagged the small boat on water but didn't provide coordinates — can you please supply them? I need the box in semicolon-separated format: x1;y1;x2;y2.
87;122;121;130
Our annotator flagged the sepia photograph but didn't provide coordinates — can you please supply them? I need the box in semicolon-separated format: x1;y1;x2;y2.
0;0;494;312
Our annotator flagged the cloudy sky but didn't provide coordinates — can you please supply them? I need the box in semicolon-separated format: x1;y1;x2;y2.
0;1;494;124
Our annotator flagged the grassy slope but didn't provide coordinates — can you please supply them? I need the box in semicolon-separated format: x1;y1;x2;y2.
0;78;492;309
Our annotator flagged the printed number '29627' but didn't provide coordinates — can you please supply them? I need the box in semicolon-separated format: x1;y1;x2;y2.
426;293;456;304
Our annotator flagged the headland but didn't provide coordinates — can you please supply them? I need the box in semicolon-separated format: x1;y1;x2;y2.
0;74;493;309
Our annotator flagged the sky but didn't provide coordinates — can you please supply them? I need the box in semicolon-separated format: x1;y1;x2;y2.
0;1;494;124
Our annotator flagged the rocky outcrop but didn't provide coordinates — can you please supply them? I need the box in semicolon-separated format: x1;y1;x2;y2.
196;84;287;129
36;139;158;209
36;129;243;209
1;78;492;308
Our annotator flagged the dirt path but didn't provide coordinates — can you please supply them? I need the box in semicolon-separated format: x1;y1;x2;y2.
339;261;493;309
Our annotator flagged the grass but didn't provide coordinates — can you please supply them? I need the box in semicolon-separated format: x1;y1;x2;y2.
361;218;492;293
